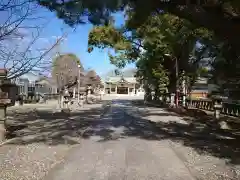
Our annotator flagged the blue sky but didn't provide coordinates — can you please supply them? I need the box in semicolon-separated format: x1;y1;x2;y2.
0;2;135;78
38;8;135;77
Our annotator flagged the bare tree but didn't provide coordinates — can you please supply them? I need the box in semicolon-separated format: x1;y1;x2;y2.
0;0;66;80
52;53;82;90
85;70;102;88
51;53;83;108
2;33;67;80
0;0;41;41
0;0;70;141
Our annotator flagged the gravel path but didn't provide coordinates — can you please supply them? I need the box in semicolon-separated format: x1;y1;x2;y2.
129;102;240;180
1;97;239;180
0;101;104;180
42;99;195;180
0;144;74;180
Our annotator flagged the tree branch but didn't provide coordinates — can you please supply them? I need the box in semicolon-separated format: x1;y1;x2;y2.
167;5;240;47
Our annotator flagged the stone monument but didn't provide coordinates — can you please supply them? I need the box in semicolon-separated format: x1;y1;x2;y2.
61;87;71;113
79;93;84;107
212;95;223;119
211;95;229;129
0;69;16;141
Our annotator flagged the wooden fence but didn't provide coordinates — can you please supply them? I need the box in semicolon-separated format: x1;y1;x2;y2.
187;98;240;117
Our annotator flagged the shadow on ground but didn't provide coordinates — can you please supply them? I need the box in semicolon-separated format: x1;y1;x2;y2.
130;99;240;165
4;101;112;145
4;99;240;165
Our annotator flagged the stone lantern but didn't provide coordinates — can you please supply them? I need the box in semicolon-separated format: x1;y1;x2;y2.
0;69;17;141
62;87;71;111
211;95;223;119
86;85;92;103
87;86;91;94
211;95;230;129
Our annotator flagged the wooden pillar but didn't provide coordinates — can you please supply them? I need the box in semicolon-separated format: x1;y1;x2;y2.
103;82;105;94
24;81;28;96
133;83;136;95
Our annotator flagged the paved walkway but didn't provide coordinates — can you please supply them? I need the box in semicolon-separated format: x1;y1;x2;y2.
1;98;239;180
42;99;195;180
44;139;194;180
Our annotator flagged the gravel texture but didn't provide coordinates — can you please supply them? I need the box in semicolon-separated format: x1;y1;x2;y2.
169;142;240;180
130;101;240;180
43;99;195;180
1;97;239;180
0;100;104;180
0;144;73;180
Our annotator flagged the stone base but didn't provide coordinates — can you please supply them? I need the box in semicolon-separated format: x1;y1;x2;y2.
87;100;93;104
15;101;20;106
0;106;7;141
219;121;230;130
0;123;6;142
78;100;84;107
61;108;70;114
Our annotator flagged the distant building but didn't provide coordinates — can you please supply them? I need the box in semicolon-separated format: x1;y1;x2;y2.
15;72;57;96
188;57;218;98
103;69;144;95
35;77;58;94
189;77;218;98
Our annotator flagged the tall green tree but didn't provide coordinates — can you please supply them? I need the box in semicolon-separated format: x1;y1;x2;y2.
39;0;240;99
197;40;240;99
88;13;211;95
37;0;240;53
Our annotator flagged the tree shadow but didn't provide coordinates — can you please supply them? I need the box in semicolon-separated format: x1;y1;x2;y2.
4;99;240;165
4;100;113;145
89;99;240;165
132;99;168;108
164;106;240;131
127;115;240;163
128;100;240;165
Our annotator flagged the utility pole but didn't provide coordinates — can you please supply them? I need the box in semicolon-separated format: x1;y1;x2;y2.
175;57;179;107
77;65;81;103
182;71;186;107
